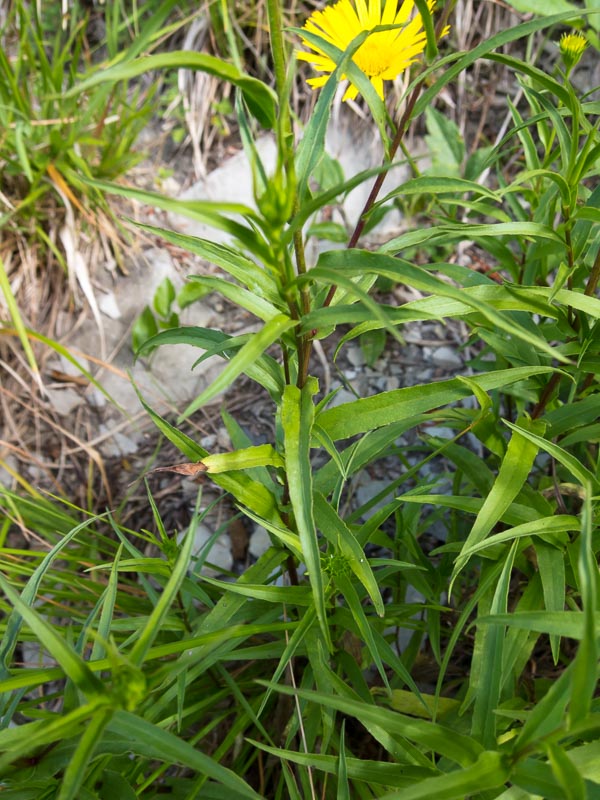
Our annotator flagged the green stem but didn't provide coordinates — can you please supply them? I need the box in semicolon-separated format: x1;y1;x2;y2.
584;247;600;298
267;0;312;387
266;0;288;100
532;234;598;420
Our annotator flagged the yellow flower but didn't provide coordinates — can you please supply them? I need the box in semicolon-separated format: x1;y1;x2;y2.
298;0;446;102
559;31;587;73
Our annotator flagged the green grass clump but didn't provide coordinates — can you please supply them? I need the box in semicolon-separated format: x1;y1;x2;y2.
1;0;600;798
0;0;184;376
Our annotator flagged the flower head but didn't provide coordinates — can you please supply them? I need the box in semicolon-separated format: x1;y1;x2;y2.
298;0;446;102
559;31;587;74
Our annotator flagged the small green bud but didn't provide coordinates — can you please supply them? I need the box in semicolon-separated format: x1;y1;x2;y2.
321;552;351;578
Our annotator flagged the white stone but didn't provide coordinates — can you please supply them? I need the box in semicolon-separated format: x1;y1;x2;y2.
249;525;272;559
432;346;462;370
327;388;357;408
0;454;18;488
355;478;394;519
216;426;230;450
181;522;233;575
58;352;90;376
200;434;217;450
169;135;278;242
45;387;83;416
98;290;122;320
97;426;139;457
346;346;366;368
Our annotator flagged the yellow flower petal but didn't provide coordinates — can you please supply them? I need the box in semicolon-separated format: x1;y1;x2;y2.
298;0;449;102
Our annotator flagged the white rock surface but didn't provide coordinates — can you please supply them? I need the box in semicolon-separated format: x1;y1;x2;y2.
249;525;272;560
355;478;394;519
0;454;18;489
45;387;83;416
432;346;462;370
179;522;233;575
168;135;278;242
63;246;221;453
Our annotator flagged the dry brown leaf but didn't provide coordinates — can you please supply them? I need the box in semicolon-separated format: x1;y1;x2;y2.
148;462;207;478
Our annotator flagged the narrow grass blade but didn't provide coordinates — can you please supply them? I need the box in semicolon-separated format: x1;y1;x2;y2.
0;699;110;773
66;51;276;129
0;515;107;682
57;707;113;800
90;543;123;661
337;721;350;800
376;751;510;800
0;574;106;698
128;525;194;667
0;255;39;379
256;683;483;767
471;541;518;748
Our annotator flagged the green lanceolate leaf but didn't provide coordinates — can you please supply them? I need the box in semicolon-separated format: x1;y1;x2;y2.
185;276;281;321
0;699;112;774
57;706;114;800
282;379;331;650
0;514;109;716
199;577;312;605
570;485;598;726
413;12;580;118
135;326;284;400
79;178;272;262
178;314;296;419
453;418;544;579
201;444;285;473
313;494;383;616
310;250;568;362
105;711;262;799
454;515;578;561
136;389;284;525
291;26;391;153
536;541;566;663
476;611;600;638
317;367;556;441
256;683;484;767
376;750;510;800
132;222;280;303
503;420;600;491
